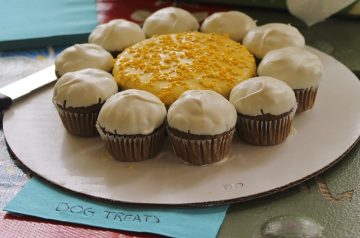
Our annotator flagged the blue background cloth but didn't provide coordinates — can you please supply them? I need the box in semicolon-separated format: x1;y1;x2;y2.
0;0;98;41
0;0;98;50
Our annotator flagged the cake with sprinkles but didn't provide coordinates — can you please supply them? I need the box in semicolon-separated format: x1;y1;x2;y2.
113;31;257;106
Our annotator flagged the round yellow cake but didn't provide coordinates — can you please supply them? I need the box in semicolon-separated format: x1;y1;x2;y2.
113;32;256;106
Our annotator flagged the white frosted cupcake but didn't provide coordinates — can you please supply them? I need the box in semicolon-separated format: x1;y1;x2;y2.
89;19;145;58
96;89;167;161
55;43;113;78
243;23;305;59
258;47;324;113
143;7;199;37
200;11;256;42
229;76;297;145
53;68;118;137
167;90;237;165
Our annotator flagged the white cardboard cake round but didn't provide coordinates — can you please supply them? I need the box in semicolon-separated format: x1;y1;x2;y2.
3;47;360;206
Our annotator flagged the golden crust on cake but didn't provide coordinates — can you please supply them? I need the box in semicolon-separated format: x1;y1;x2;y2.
113;32;256;106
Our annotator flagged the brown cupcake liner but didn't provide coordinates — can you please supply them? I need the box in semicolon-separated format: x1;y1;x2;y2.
294;87;318;113
97;125;166;162
55;104;101;137
167;127;235;166
236;112;293;146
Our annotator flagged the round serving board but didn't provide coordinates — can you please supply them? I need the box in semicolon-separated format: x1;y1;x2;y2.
3;48;360;206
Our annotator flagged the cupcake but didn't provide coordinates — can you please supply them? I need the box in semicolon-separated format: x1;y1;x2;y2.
200;11;256;42
142;7;199;37
229;76;297;145
243;23;305;59
96;89;167;162
167;90;237;165
55;43;113;78
53;68;118;137
258;47;324;113
89;19;145;58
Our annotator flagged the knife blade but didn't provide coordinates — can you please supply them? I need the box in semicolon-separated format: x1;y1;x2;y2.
0;65;56;111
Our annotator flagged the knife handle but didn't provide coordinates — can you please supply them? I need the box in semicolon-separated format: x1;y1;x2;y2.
0;93;13;111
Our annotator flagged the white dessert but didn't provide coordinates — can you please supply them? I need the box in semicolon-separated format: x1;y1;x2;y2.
97;89;167;135
89;19;145;52
200;11;256;42
143;7;199;37
55;43;113;76
258;47;323;89
243;23;305;59
167;90;237;135
53;68;118;108
229;76;297;116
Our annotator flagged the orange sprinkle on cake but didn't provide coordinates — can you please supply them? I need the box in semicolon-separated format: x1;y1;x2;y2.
113;32;256;106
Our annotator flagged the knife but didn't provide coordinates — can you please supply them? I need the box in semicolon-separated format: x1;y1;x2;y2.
0;65;56;111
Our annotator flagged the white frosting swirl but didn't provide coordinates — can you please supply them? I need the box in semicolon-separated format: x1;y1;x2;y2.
89;19;145;52
143;7;199;37
97;89;167;135
55;43;113;76
200;11;256;42
258;47;323;89
167;90;237;135
229;76;297;116
53;68;118;108
243;23;305;59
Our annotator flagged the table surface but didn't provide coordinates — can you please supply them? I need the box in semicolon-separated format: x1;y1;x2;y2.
1;4;360;238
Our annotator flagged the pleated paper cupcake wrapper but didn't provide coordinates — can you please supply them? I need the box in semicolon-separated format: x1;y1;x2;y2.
55;106;99;137
97;125;166;162
236;115;292;146
167;129;235;166
294;87;318;113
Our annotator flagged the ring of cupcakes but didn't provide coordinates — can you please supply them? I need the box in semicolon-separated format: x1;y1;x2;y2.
167;90;237;165
258;47;324;113
243;23;305;59
89;19;145;58
55;43;114;78
96;89;167;162
53;68;118;137
53;6;322;163
229;76;297;146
